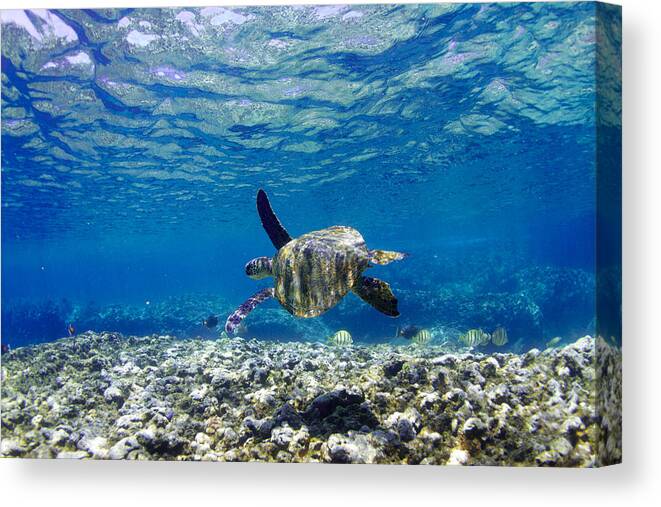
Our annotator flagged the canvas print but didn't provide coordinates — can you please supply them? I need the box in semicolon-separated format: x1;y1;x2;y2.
0;3;621;466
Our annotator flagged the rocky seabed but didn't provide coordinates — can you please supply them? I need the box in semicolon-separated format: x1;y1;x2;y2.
1;333;621;466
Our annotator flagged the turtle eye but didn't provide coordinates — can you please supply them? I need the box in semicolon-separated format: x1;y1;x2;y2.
245;260;257;277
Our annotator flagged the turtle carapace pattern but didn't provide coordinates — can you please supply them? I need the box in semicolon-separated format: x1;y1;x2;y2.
225;190;407;334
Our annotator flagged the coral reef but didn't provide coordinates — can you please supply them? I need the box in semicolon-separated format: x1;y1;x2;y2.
1;293;333;348
1;333;621;466
69;294;233;340
324;262;596;350
1;299;72;347
1;263;596;351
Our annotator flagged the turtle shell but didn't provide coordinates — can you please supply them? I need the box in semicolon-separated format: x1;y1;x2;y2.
272;226;369;317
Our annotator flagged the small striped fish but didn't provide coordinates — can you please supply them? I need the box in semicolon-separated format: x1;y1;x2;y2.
460;329;489;347
491;327;508;346
412;328;432;346
328;330;353;347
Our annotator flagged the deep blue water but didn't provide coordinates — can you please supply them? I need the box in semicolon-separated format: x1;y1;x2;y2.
1;3;621;350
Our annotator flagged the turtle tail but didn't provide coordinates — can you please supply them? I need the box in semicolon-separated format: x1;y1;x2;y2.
368;250;408;265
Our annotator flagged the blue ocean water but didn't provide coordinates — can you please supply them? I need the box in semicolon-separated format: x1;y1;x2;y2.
1;3;621;350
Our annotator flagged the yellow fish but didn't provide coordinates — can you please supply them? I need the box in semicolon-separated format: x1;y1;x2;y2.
412;329;431;346
328;330;353;347
460;329;489;347
491;327;508;346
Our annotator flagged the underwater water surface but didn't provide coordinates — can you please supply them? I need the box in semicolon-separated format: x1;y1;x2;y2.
1;3;621;350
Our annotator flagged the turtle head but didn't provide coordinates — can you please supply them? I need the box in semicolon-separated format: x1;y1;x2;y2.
245;256;273;280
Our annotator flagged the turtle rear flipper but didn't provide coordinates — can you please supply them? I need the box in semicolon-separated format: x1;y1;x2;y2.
257;189;292;249
353;276;399;317
368;250;408;265
225;287;275;334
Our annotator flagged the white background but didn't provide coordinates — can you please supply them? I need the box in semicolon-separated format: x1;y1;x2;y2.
1;0;659;506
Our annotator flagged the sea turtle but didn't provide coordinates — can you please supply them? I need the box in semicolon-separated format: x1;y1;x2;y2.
225;190;407;334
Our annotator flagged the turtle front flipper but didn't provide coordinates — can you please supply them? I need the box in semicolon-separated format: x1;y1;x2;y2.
368;250;408;265
257;189;292;249
225;287;275;334
352;276;400;317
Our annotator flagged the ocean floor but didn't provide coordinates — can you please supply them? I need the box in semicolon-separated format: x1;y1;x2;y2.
0;333;621;466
